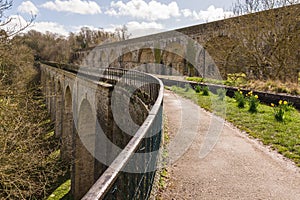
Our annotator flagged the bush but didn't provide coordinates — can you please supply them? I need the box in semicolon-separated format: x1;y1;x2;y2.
272;100;294;122
246;91;259;113
202;86;209;96
234;90;246;108
217;88;227;101
186;77;204;83
194;85;201;93
184;84;190;92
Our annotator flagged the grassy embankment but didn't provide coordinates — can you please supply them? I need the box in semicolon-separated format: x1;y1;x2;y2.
169;86;300;167
186;74;300;95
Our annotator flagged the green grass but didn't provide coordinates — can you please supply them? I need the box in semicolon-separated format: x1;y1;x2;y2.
155;114;170;199
169;86;300;167
47;179;71;200
186;73;247;86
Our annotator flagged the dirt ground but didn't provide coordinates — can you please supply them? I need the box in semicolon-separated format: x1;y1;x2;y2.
158;90;300;200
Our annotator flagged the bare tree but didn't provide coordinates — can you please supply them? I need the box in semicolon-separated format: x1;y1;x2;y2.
228;0;300;82
115;25;132;41
232;0;300;15
0;1;68;199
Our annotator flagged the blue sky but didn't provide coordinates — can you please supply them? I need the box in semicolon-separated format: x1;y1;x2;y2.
5;0;236;38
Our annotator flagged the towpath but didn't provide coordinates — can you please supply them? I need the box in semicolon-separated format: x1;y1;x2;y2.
158;89;300;200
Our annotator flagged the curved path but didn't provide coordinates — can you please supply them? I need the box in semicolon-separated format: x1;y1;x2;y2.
159;90;300;200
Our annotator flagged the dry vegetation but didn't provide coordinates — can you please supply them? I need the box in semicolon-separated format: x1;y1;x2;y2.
206;0;300;85
0;1;121;198
0;1;66;199
0;38;69;198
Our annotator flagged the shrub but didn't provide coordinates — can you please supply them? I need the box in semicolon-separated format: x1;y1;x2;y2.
217;88;227;101
202;86;210;96
186;77;204;83
246;91;259;113
272;100;294;122
184;84;190;92
234;90;246;108
194;85;201;93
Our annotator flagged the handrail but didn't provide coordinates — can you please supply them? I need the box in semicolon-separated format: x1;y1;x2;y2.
41;61;164;200
81;70;163;199
82;73;163;199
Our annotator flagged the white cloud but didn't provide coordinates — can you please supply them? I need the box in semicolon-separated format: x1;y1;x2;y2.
3;15;69;36
31;21;69;36
106;0;181;21
3;15;29;34
41;0;101;15
103;21;164;38
70;25;105;34
182;5;233;22
126;21;164;38
17;1;39;15
182;9;193;18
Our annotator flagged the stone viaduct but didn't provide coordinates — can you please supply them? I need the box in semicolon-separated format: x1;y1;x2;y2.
71;3;300;82
72;28;223;81
40;3;300;200
41;63;163;199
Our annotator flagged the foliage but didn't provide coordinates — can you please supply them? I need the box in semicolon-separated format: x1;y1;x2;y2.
230;1;300;83
232;0;300;15
170;86;300;167
271;100;294;122
184;84;191;92
186;76;300;95
114;25;131;41
186;77;204;83
217;88;227;101
155;114;170;199
0;88;68;199
0;2;68;199
47;179;71;200
194;85;201;93
202;86;210;96
234;90;246;108
205;1;300;83
226;73;247;86
20;27;117;64
19;31;71;63
246;91;259;113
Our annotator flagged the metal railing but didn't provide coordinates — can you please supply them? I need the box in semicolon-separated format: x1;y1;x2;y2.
81;69;164;200
41;61;164;200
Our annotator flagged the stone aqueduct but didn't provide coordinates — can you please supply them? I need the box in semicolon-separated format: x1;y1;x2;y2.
41;63;164;200
41;64;113;199
40;4;300;200
72;29;224;80
71;3;300;82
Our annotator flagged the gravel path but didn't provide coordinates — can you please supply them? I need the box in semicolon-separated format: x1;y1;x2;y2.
159;90;300;200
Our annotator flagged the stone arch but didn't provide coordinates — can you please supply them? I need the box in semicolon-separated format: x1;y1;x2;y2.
161;42;186;75
73;99;96;199
92;51;100;66
45;72;51;112
138;48;154;64
138;48;155;73
55;80;63;137
41;68;47;94
50;76;56;121
100;51;107;62
61;86;73;162
121;49;133;69
109;49;119;67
